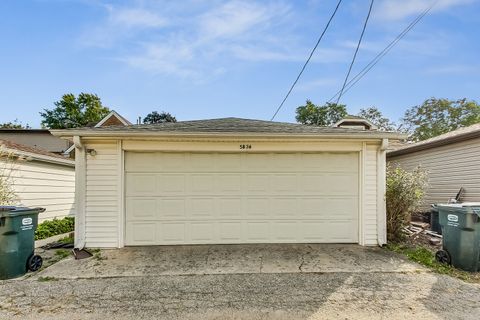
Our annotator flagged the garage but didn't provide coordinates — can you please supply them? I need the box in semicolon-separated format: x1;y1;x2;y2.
52;117;403;248
125;152;359;245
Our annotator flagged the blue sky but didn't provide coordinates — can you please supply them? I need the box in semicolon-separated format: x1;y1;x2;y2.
0;0;479;128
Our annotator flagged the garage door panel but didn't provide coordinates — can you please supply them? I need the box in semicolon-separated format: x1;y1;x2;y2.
215;174;242;193
160;223;186;243
160;198;186;219
272;174;298;193
218;198;242;218
246;198;270;217
126;223;156;244
274;198;298;216
158;174;185;194
126;198;156;220
301;153;358;172
219;222;242;241
190;198;215;218
125;152;359;245
189;222;215;242
190;154;215;171
246;174;270;192
189;174;214;193
246;222;270;241
126;174;157;196
300;197;358;219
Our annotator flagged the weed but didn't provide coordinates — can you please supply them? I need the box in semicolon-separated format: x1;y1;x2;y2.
386;242;480;283
55;249;71;259
58;235;74;244
38;276;58;282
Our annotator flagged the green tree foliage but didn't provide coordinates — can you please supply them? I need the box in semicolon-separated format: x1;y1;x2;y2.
143;111;177;124
0;119;28;129
295;100;347;126
402;98;480;141
386;165;428;241
357;106;396;131
40;93;110;129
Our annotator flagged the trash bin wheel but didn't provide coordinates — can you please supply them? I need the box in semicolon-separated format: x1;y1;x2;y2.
27;254;43;272
435;250;451;265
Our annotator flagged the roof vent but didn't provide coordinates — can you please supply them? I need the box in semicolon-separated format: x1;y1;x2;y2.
333;116;377;131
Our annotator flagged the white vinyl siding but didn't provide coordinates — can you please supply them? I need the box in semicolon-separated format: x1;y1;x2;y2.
84;141;119;247
76;138;386;248
364;144;379;245
388;137;480;211
3;159;75;221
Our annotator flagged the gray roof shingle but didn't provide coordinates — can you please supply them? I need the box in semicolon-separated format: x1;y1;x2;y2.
57;117;399;136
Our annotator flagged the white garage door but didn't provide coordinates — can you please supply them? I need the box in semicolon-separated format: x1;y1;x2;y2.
125;152;359;245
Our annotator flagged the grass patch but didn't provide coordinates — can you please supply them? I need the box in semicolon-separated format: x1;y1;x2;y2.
386;242;480;283
38;276;58;282
35;217;74;240
55;249;71;259
58;235;74;244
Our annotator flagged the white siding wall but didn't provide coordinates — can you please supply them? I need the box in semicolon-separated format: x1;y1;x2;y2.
84;141;119;247
80;139;384;247
2;159;75;221
388;137;480;212
364;144;379;245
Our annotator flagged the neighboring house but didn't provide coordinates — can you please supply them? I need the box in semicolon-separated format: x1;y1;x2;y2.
0;129;71;154
387;123;480;212
0;140;75;221
52;117;403;249
63;110;132;158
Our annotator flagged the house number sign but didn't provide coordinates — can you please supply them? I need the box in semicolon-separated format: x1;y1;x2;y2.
239;144;252;150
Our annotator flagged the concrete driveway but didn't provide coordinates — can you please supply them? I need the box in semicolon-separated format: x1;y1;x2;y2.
1;244;479;320
33;244;422;278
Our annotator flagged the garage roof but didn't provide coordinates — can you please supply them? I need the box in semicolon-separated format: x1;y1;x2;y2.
388;122;480;157
51;117;405;139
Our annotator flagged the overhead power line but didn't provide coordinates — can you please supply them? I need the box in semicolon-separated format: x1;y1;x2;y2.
328;0;438;103
270;0;343;121
334;0;374;106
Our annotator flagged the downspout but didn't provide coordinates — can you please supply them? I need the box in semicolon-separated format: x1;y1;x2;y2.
73;136;86;250
377;138;388;246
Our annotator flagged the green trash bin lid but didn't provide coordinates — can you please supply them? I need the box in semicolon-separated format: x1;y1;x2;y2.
0;206;45;218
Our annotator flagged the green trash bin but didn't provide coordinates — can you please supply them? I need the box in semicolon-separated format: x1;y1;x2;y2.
0;206;45;280
430;204;442;235
436;203;480;272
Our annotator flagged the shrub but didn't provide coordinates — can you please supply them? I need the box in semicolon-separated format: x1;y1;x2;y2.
0;148;18;205
386;164;428;241
35;216;75;240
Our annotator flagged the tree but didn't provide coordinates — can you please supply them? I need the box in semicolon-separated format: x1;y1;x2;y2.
40;93;110;129
402;98;480;141
295;100;347;126
0;119;28;129
357;107;396;131
143;111;177;124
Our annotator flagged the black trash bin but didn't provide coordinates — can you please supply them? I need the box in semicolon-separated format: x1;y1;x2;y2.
436;203;480;272
0;206;45;280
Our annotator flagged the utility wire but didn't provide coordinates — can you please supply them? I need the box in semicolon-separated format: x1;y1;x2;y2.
328;0;437;102
335;0;374;106
270;0;343;121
